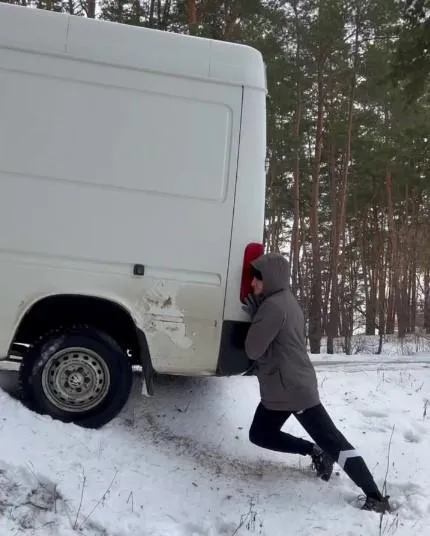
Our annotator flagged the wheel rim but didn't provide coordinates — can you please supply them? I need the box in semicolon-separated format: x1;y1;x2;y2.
41;347;111;413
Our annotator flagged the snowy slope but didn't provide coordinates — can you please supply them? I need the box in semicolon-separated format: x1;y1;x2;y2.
1;356;430;536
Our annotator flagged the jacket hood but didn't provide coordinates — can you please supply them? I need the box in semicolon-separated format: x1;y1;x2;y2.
252;253;291;296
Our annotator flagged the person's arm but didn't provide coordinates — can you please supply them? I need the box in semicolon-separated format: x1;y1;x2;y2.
245;300;284;361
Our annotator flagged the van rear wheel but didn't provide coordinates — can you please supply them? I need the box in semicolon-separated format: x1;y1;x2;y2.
19;326;133;428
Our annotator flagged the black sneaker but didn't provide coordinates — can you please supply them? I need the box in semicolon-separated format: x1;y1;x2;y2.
311;446;334;482
361;495;391;514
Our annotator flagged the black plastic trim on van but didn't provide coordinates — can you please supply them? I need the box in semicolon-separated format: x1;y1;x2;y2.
216;320;254;376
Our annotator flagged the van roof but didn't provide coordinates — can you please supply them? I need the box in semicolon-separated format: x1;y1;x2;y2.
0;4;266;91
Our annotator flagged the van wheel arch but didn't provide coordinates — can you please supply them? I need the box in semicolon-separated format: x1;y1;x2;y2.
11;294;155;395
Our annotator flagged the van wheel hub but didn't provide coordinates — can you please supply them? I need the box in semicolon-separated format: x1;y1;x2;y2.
41;348;111;412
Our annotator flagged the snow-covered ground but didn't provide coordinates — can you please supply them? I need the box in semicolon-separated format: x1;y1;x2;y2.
1;354;430;536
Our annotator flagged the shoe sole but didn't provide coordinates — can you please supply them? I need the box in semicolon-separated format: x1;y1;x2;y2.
318;462;334;482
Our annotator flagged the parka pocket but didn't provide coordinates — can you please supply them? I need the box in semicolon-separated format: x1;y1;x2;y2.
259;367;286;402
278;368;286;389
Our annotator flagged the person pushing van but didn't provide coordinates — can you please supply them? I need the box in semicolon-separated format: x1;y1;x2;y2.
242;252;391;513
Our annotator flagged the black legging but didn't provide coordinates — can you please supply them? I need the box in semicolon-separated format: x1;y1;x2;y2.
249;402;381;498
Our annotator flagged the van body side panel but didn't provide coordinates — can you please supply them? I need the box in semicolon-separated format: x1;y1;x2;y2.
0;48;243;375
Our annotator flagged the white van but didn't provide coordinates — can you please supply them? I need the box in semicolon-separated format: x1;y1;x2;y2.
0;4;266;428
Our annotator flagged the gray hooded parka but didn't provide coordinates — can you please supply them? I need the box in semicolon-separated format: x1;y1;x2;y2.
245;253;320;412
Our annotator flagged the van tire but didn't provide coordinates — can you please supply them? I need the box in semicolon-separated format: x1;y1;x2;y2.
19;326;133;429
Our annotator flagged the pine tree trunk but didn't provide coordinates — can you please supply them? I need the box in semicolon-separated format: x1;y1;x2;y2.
386;169;397;334
326;124;337;354
368;205;380;335
265;157;278;252
327;9;358;354
148;0;156;27
397;189;410;338
224;1;241;41
361;220;375;335
409;199;418;332
186;0;198;33
309;64;324;354
397;273;408;338
85;0;96;18
159;0;171;30
410;267;416;333
290;1;302;297
299;216;309;308
424;270;430;334
342;227;355;355
377;213;386;352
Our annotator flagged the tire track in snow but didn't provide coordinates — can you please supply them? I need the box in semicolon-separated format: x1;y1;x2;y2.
134;410;317;485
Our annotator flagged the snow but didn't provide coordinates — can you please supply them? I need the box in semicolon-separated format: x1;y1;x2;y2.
329;333;430;357
1;354;430;536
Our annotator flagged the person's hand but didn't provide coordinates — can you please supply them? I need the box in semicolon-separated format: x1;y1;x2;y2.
241;293;262;319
